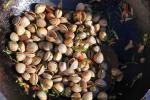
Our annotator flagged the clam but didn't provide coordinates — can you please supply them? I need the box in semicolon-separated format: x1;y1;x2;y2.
36;18;46;27
43;51;53;61
8;41;18;51
76;3;85;11
25;52;36;58
97;69;106;79
89;25;96;36
65;47;73;56
35;4;46;14
69;58;79;69
22;72;31;81
62;68;75;76
71;84;82;93
73;11;86;22
15;63;26;74
36;64;45;75
29;73;38;85
32;34;41;41
52;75;62;83
60;17;68;23
94;23;100;32
47;25;55;31
78;32;87;39
26;66;36;74
42;79;53;90
53;52;62;62
23;56;32;65
36;28;47;39
111;68;123;82
55;9;62;18
85;12;92;21
68;24;77;33
57;44;67;54
16;52;26;61
97;91;108;100
46;13;55;20
20;16;30;27
12;16;21;26
58;24;68;33
10;32;19;42
24;11;36;21
36;50;45;58
37;91;47;100
64;38;74;47
85;20;92;27
58;62;67;72
15;25;25;36
82;71;92;82
64;87;72;97
80;81;87;89
48;61;58;73
37;13;46;19
82;92;93;100
71;93;81;100
69;75;81;83
99;31;107;41
99;19;108;27
95;79;107;88
24;30;31;38
86;36;96;45
93;52;104;64
64;32;75;39
93;45;100;52
42;73;52;80
49;18;60;26
26;42;38;53
53;83;64;93
46;30;57;42
27;24;36;33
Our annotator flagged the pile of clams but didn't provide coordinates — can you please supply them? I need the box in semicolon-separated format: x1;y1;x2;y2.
8;2;123;100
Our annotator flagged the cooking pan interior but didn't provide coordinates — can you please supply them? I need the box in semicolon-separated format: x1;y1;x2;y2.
0;0;149;100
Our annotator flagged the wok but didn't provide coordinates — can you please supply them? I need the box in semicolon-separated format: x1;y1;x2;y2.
0;0;150;100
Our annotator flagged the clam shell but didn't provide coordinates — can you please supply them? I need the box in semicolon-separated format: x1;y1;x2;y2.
36;18;46;28
65;47;73;56
57;44;67;54
16;63;26;74
32;56;41;65
35;4;46;14
60;17;68;23
53;83;64;93
48;61;58;72
82;92;93;100
22;72;30;81
49;18;60;26
58;24;68;33
82;71;92;82
71;93;81;100
69;58;79;69
43;51;53;61
58;62;67;72
24;11;36;21
18;42;25;52
36;64;45;75
36;28;48;39
26;66;36;74
26;42;38;53
16;52;26;61
55;9;62;18
20;16;30;27
23;56;32;65
15;25;25;36
71;84;82;93
69;75;81;83
10;32;19;42
42;79;53;89
93;52;104;64
97;91;108;100
53;52;62;62
46;30;57;42
99;31;107;41
52;75;62;83
37;91;47;100
29;73;38;85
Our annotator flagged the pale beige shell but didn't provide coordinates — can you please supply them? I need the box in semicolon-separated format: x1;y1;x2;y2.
15;25;25;36
36;18;46;28
48;61;58;72
93;52;104;64
8;41;18;51
10;32;19;42
36;28;48;39
82;92;93;100
15;63;26;74
82;71;92;82
71;84;82;93
49;18;60;26
42;79;53;89
26;42;38;53
20;16;30;27
53;83;64;93
22;72;31;81
35;4;46;14
55;9;62;18
37;91;47;100
16;52;26;61
97;91;108;100
29;73;38;85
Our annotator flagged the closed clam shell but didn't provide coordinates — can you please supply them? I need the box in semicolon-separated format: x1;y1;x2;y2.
99;31;107;41
15;25;25;36
87;36;96;45
78;32;87;39
26;66;36;73
64;38;73;47
36;18;46;27
93;45;100;52
32;34;41;41
36;64;45;75
57;44;67;54
95;79;107;88
37;13;46;19
26;42;38;53
69;75;81;83
55;9;62;18
42;79;53;89
99;19;108;27
36;28;47;39
52;75;62;83
24;11;36;21
58;62;67;72
53;83;64;93
36;50;45;58
16;52;26;61
82;71;92;82
64;32;75;39
23;56;32;65
35;4;46;14
49;18;60;26
97;69;106;79
43;51;53;61
24;30;31;38
53;52;62;62
85;20;92;27
80;81;87;89
29;73;38;85
58;24;68;33
16;63;26;74
69;58;79;69
82;92;93;100
48;61;57;72
32;56;41;65
71;84;82;93
62;68;75;76
25;52;35;58
42;73;52;80
20;16;30;27
85;12;92;21
18;42;25;52
93;52;104;64
8;41;18;51
68;24;77;33
47;25;55;31
60;17;68;23
76;3;85;11
94;24;100;32
71;93;81;100
73;11;86;22
46;13;55;20
10;32;19;42
97;91;108;100
46;30;57;42
27;24;36;33
65;47;73;56
64;87;72;97
37;91;47;100
22;72;30;81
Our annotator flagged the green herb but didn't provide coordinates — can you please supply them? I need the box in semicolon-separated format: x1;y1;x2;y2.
130;72;143;87
143;33;149;45
3;48;12;55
